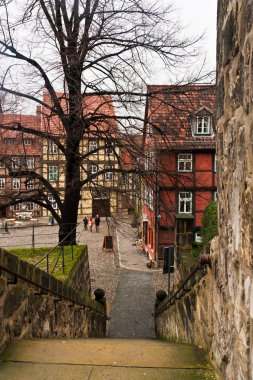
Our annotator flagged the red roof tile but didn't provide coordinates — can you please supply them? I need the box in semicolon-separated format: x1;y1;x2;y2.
41;92;118;137
0;112;41;156
146;84;216;150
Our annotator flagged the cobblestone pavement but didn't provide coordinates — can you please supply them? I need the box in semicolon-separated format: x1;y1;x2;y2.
1;216;169;337
106;270;156;338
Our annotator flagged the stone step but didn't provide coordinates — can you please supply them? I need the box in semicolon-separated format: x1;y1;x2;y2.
0;338;217;379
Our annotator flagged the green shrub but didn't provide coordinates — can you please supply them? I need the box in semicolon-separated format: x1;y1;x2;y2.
201;201;218;245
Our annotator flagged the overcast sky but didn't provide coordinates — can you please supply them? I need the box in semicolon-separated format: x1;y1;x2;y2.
149;0;217;84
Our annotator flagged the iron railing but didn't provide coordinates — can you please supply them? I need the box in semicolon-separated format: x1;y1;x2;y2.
153;253;211;317
0;261;110;320
34;223;81;275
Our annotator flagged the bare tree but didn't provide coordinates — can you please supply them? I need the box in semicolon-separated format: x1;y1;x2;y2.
0;0;207;243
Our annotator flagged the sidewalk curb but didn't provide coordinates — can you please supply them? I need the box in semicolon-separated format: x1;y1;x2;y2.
115;227;163;273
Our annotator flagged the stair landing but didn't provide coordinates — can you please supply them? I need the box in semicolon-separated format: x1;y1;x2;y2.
0;338;216;379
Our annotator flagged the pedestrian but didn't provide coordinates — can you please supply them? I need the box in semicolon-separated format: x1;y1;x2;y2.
95;214;100;232
88;217;93;232
83;216;88;230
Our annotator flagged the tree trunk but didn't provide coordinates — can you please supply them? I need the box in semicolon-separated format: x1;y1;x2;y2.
58;133;81;245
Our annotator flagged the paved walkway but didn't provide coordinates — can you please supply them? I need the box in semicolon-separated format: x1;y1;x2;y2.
107;216;167;338
0;339;216;380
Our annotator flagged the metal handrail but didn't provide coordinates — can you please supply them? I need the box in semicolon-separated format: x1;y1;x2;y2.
0;263;110;320
153;254;211;317
35;222;80;267
49;231;81;275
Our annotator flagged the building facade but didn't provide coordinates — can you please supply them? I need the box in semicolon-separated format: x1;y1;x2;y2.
142;85;217;261
41;92;122;218
0;110;42;218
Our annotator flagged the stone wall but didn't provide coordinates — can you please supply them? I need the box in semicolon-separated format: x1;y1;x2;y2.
216;1;253;379
155;238;224;377
156;2;253;379
67;246;91;295
0;248;106;354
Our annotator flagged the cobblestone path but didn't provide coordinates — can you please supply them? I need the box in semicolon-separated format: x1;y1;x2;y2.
106;217;168;338
107;270;156;338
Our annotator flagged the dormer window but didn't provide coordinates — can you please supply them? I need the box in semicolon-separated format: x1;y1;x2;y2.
192;106;213;136
196;115;212;135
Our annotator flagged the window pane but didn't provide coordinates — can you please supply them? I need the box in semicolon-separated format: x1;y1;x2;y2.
0;178;5;188
13;178;20;189
49;166;58;181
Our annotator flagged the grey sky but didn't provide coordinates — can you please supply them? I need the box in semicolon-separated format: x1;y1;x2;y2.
149;0;217;84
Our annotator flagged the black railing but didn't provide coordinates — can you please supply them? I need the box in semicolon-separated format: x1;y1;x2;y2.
0;222;80;249
153;253;211;317
35;223;81;275
0;261;110;320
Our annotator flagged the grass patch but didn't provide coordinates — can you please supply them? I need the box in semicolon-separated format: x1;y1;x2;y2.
180;249;199;272
7;245;85;281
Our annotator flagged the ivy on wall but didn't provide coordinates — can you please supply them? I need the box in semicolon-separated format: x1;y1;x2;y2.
201;201;218;245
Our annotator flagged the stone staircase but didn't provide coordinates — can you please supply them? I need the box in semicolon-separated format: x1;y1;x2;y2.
0;338;216;379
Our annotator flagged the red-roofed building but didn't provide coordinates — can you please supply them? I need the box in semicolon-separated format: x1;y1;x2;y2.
0;108;42;217
118;133;144;214
41;92;122;217
142;84;217;261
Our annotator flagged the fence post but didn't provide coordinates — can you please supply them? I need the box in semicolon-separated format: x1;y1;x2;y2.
32;222;35;254
62;246;65;274
47;254;49;273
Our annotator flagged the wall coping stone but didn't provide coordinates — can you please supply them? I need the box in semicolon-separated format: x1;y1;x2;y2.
0;248;105;317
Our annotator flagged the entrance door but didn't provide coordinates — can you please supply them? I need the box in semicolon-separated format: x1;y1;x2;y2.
176;219;194;247
92;192;110;218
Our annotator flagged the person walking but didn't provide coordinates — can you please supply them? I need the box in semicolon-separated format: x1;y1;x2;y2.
83;216;88;230
95;214;100;232
88;217;93;232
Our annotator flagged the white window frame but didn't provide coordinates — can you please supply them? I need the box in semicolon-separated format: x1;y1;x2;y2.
24;138;32;146
214;153;217;172
0;178;5;188
13;178;20;189
89;165;98;182
195;232;202;243
178;191;192;213
149;189;154;211
26;202;34;211
12;203;21;211
12;157;20;169
48;141;58;154
49;166;58;181
48;194;57;209
26;179;35;189
105;143;114;156
144;187;149;205
26;157;35;169
178;153;193;172
214;191;217;201
89;140;98;154
195;116;212;135
4;138;14;145
104;165;113;181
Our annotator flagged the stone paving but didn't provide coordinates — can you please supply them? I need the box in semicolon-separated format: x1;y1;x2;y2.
0;215;169;338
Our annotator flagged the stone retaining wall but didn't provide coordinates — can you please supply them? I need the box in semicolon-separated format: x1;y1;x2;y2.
0;247;106;354
156;236;251;380
156;2;253;379
67;246;91;295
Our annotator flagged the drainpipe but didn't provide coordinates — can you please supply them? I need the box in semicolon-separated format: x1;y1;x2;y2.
155;180;161;262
